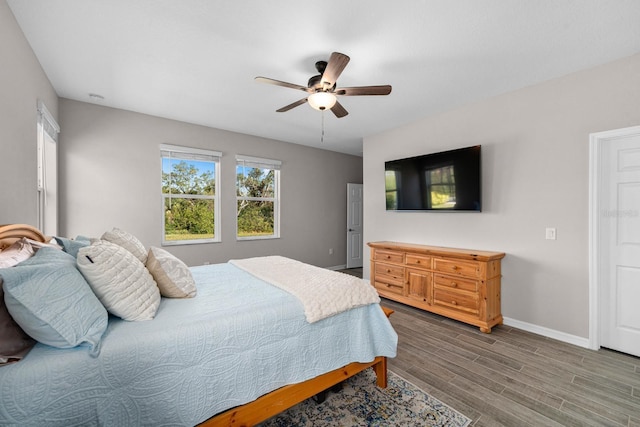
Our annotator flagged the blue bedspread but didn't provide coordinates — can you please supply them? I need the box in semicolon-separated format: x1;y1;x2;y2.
0;263;397;426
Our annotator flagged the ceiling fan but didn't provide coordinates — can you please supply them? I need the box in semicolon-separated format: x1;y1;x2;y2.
255;52;392;118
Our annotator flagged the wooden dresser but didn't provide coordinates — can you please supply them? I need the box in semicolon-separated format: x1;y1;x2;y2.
368;241;505;333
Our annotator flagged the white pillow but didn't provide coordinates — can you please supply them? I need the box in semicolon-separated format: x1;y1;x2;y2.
101;227;147;264
146;247;197;298
77;240;160;321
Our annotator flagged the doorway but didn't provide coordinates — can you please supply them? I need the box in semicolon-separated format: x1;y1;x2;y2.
590;125;640;357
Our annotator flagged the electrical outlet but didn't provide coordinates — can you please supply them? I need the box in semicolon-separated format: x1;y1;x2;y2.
329;248;334;255
545;228;557;240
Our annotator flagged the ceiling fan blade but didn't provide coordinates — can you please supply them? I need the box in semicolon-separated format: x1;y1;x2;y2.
331;101;349;118
321;52;350;88
335;85;392;96
255;77;312;93
276;98;308;112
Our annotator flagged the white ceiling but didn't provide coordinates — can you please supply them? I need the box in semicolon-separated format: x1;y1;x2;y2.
8;1;640;156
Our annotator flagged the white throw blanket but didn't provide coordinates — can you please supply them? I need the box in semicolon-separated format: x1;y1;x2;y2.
229;256;380;323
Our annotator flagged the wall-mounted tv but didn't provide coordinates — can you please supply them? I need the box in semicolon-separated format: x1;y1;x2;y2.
385;145;481;211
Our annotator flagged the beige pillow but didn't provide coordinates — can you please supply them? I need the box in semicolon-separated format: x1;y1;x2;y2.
77;240;160;321
146;247;197;298
0;238;35;268
101;227;147;264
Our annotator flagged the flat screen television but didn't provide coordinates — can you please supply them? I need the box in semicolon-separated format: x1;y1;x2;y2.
385;145;481;211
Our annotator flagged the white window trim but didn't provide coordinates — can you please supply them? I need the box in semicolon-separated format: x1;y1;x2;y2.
161;144;221;245
236;154;281;240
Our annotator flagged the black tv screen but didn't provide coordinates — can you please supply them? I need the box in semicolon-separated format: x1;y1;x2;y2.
385;145;481;211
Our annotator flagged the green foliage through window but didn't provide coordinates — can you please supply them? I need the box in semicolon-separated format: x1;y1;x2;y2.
161;145;220;244
236;157;280;239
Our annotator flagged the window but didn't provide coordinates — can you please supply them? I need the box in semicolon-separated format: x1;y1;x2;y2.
161;144;221;245
37;101;60;236
236;155;280;239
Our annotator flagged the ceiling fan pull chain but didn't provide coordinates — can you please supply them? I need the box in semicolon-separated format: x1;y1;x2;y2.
321;110;325;143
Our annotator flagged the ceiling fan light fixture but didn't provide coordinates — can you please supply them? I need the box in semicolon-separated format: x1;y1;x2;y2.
307;91;337;111
256;52;390;118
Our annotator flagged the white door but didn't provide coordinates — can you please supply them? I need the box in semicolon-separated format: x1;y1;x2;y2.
346;183;363;268
595;126;640;357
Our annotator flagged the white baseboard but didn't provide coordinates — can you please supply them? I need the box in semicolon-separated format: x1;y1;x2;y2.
349;277;589;350
326;264;347;271
502;317;590;349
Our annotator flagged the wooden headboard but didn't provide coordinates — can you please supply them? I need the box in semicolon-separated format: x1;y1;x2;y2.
0;224;47;250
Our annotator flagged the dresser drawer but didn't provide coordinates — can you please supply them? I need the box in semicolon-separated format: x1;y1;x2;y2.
432;257;481;278
374;280;404;296
375;262;404;281
406;254;431;269
434;274;478;292
434;288;479;314
374;250;404;264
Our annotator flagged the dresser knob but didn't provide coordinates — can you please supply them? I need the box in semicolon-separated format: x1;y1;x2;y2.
451;300;457;305
451;282;457;287
452;266;458;271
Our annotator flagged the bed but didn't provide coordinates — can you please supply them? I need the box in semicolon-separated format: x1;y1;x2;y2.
0;224;397;426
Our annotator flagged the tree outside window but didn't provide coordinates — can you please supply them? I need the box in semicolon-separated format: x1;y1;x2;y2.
236;155;280;239
161;145;220;245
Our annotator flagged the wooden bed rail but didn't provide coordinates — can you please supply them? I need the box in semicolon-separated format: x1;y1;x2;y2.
201;306;393;426
200;356;387;427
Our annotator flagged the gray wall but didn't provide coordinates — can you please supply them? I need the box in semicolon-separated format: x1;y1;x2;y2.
363;53;640;340
0;1;58;225
59;98;362;268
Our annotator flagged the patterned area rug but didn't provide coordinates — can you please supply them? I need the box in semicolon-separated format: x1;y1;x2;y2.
259;369;471;427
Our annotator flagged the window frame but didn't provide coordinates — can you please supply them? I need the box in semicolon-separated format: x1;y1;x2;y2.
235;154;281;241
160;144;221;246
37;100;60;236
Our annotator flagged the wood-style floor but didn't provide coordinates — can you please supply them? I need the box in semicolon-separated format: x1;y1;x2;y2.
381;298;640;427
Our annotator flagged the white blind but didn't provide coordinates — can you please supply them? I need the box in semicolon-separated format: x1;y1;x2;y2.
236;154;281;170
160;144;221;161
37;100;60;142
36;100;59;235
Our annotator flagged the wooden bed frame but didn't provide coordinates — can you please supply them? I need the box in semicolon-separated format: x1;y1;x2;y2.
0;223;47;249
200;356;388;427
1;224;392;427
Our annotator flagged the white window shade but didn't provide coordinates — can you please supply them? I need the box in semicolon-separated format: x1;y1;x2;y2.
236;154;281;170
36;100;60;235
161;144;221;162
37;100;60;143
